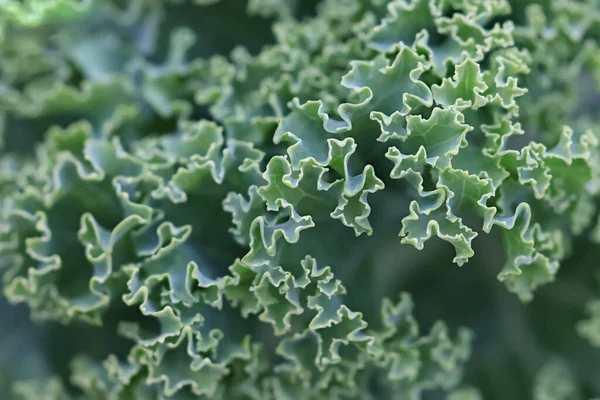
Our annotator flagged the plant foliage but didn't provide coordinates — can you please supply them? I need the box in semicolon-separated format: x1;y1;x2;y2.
1;0;600;399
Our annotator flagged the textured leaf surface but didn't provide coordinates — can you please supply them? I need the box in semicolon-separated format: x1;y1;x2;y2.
2;0;600;399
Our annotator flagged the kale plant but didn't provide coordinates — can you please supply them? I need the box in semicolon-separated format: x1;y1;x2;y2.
1;1;600;399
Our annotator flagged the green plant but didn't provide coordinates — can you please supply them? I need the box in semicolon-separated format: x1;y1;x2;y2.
1;0;600;399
